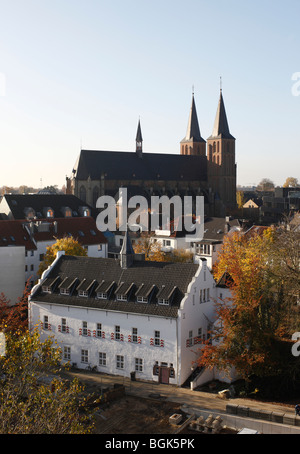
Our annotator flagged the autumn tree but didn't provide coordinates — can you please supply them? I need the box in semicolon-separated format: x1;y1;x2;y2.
236;190;245;208
283;177;299;188
133;233;167;262
0;329;96;434
0;284;30;333
38;236;87;277
197;227;300;388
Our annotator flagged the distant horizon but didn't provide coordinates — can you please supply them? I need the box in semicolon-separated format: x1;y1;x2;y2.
0;1;299;189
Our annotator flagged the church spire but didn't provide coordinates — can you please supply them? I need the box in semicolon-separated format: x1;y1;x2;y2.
136;119;143;157
180;93;206;156
208;89;235;140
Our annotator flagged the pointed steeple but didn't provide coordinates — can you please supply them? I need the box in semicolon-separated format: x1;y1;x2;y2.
208;90;235;140
182;93;204;142
136;119;143;157
120;229;135;269
180;93;206;156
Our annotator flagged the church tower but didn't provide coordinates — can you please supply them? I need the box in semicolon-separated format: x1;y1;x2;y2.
180;93;206;156
207;88;236;212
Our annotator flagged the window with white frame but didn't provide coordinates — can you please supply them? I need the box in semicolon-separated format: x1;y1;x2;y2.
61;318;67;333
82;321;88;336
154;330;160;346
135;358;143;372
97;292;107;299
78;290;88;297
60;288;70;295
115;325;121;341
116;355;124;369
158;298;169;305
99;352;106;366
63;346;71;361
81;349;88;363
117;294;127;302
132;327;138;343
43;315;49;330
137;296;148;303
96;323;102;338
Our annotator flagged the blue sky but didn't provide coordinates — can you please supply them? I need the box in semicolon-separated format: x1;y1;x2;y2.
0;0;299;189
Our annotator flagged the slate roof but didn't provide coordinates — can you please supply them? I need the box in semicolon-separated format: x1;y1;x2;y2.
32;255;199;318
1;194;95;220
199;217;241;242
73;149;207;182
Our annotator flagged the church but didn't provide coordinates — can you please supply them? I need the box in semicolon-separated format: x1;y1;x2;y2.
66;89;237;219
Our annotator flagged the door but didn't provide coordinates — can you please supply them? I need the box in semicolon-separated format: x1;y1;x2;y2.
159;367;170;384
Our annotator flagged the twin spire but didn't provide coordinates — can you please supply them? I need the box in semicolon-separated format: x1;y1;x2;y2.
136;84;234;155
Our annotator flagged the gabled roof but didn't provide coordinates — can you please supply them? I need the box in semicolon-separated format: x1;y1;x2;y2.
208;91;235;140
32;255;199;318
73;149;207;182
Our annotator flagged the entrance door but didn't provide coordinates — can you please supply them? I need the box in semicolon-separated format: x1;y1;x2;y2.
159;367;169;384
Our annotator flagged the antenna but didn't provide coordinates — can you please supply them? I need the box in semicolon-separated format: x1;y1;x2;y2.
220;76;222;93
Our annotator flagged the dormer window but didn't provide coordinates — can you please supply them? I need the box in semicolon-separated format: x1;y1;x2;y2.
158;298;169;305
137;296;148;303
78;290;88;297
42;286;52;294
97;292;107;299
117;294;127;302
58;277;77;296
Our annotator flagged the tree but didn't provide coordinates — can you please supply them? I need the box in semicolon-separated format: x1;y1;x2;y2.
133;233;167;262
283;177;299;188
0;329;96;433
236;190;245;209
197;227;299;383
257;178;275;191
38;236;87;277
0;283;30;333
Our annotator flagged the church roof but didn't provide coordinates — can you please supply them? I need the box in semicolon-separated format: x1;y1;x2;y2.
73;149;207;182
208;91;235;140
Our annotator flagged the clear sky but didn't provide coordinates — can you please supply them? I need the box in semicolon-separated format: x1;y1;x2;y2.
0;0;299;189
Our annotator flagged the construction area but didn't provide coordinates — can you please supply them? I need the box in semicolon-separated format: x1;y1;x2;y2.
63;369;300;435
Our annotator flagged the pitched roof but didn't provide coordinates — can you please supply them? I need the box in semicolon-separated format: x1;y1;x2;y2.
73;149;207;182
32;255;199;318
0;220;36;249
29;217;107;245
1;194;95;220
208;91;235;140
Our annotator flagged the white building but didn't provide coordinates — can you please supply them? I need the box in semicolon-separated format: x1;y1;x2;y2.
29;233;228;386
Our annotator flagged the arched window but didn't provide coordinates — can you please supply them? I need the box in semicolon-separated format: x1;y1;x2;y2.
93;187;99;207
79;185;86;203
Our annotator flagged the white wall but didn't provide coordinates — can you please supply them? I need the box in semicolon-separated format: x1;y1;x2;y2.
29;301;179;384
178;260;217;385
0;246;25;304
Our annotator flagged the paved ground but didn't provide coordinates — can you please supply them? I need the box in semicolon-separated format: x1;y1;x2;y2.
65;369;296;416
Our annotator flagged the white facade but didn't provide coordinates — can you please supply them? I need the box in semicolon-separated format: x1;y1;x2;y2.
29;258;219;386
0;246;25;304
25;239;108;287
